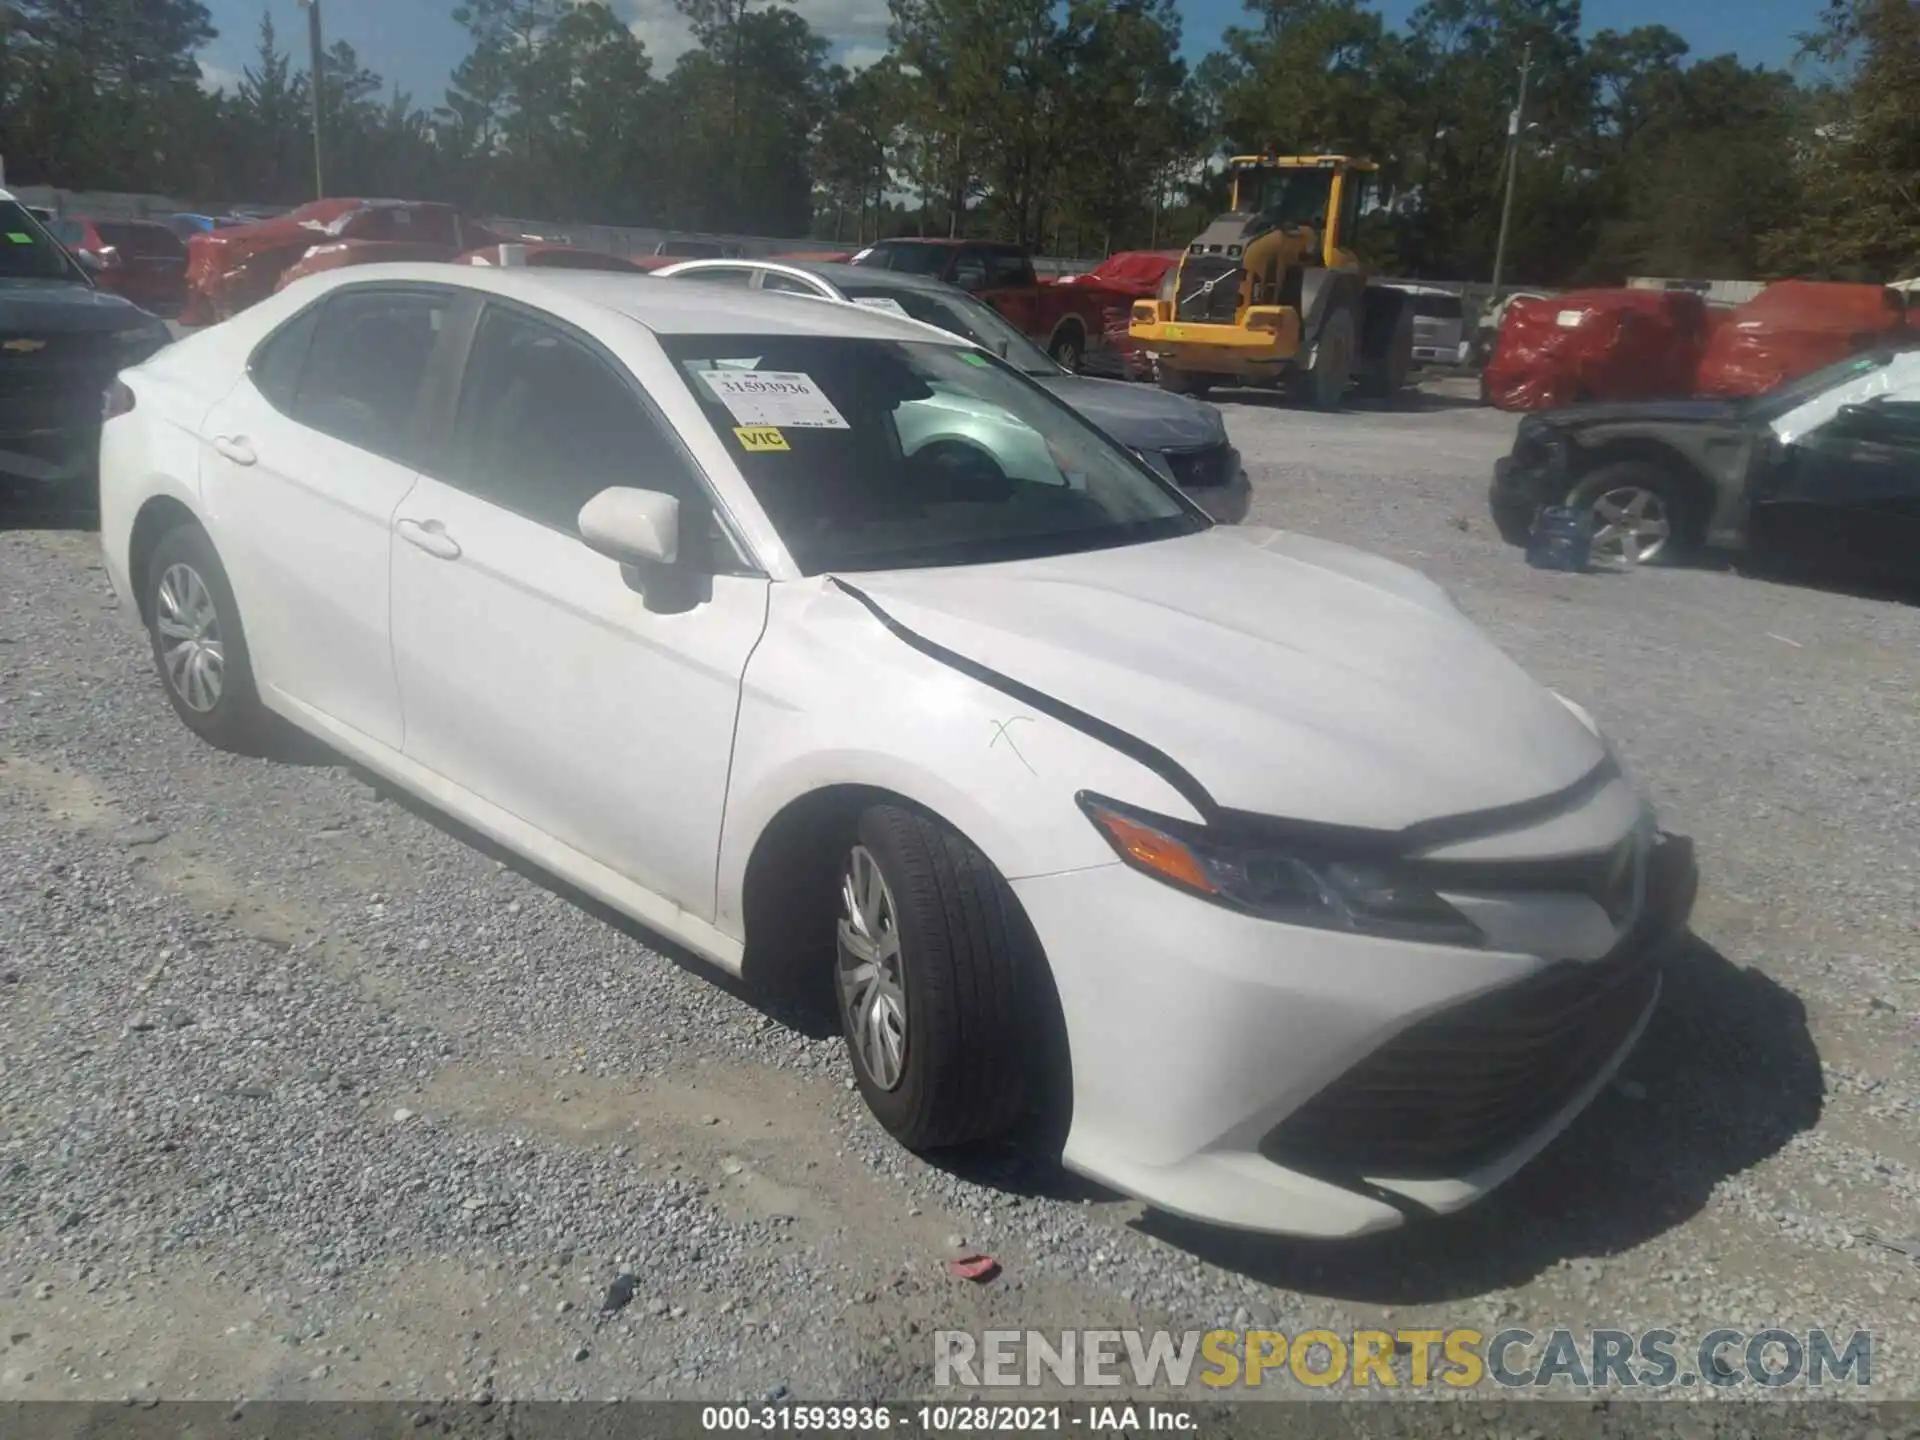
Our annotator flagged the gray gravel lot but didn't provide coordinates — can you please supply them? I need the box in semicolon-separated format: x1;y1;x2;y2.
2;378;1917;1412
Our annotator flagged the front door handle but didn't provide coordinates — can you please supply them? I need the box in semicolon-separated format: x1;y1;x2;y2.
396;517;462;561
212;435;256;466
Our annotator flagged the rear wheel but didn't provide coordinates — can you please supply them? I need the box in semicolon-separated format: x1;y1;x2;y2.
835;804;1034;1150
144;522;271;751
1048;324;1086;372
1359;304;1414;399
1158;368;1213;399
1306;307;1357;410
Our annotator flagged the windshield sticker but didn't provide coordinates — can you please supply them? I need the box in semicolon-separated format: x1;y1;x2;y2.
698;369;849;429
733;425;790;452
851;296;911;318
959;351;990;366
6;233;33;244
1554;309;1584;328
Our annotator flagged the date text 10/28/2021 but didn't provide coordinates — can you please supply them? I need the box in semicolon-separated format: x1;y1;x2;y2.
700;1406;1193;1433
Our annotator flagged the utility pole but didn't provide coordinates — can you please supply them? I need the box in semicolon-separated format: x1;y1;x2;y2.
299;0;325;199
1488;41;1532;303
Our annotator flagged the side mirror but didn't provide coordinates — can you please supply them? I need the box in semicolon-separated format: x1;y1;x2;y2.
73;250;105;273
577;487;708;614
578;486;678;566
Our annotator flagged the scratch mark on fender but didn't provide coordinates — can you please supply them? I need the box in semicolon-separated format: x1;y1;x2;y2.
988;716;1038;776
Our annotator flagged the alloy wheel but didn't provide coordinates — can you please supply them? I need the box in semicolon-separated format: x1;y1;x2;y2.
837;844;908;1092
1590;486;1672;565
155;562;225;712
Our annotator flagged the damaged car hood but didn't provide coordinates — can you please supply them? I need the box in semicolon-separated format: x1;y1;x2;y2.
840;527;1607;833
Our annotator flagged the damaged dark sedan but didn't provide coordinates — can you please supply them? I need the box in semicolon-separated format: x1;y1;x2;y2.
1490;348;1920;576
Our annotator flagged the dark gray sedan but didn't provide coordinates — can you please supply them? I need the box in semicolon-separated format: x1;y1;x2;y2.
654;257;1251;523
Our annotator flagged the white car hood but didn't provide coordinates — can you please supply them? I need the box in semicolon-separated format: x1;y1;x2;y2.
839;527;1607;832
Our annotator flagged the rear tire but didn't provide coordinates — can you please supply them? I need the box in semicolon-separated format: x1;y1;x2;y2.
1359;305;1414;399
835;804;1035;1150
1307;307;1357;410
1048;325;1086;372
1159;368;1213;399
143;522;271;752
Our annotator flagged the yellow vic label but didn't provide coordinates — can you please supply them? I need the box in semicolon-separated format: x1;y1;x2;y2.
734;425;789;452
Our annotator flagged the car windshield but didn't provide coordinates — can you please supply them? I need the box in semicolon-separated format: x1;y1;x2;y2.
837;282;1060;378
1240;168;1336;229
661;334;1203;574
0;200;88;282
858;243;954;277
1746;349;1903;420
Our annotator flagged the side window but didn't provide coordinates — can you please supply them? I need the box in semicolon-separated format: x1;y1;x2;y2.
249;305;324;413
759;271;823;296
684;266;754;288
51;220;83;247
952;248;989;290
447;306;700;535
291;289;452;463
986;249;1032;287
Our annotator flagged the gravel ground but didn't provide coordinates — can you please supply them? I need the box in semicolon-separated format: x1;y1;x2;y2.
2;377;1918;1415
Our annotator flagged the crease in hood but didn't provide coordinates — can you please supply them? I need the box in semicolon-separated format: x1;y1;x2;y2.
836;527;1607;834
1033;373;1228;453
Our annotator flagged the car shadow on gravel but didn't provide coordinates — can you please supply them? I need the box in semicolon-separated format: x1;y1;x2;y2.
343;764;844;1041
0;494;98;533
1129;933;1824;1302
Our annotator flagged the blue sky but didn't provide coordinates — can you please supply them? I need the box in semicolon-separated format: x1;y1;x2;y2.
194;0;1822;107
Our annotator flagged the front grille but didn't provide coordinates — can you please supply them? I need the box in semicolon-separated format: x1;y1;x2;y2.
1262;834;1692;1180
1263;948;1660;1179
1161;441;1234;488
0;331;128;399
1173;257;1244;324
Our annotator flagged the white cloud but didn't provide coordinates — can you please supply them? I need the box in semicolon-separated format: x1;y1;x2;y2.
198;58;243;95
618;0;891;72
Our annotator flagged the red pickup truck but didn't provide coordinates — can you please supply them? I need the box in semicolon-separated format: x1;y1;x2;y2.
847;238;1124;373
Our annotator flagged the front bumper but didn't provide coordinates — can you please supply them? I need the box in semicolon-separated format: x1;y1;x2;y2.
1012;830;1696;1237
1490;453;1560;546
1129;314;1300;373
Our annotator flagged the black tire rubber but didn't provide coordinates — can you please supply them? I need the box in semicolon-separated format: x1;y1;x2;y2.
1565;461;1698;567
1048;326;1085;372
1359;306;1414;399
144;522;272;752
842;804;1035;1150
1307;307;1357;410
1157;366;1199;396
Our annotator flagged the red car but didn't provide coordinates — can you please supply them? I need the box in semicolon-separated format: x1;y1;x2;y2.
47;216;190;316
848;238;1122;372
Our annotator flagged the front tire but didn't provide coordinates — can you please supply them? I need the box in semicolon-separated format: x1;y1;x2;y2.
1306;307;1357;410
1048;325;1085;372
144;523;271;752
1566;462;1697;567
836;804;1034;1150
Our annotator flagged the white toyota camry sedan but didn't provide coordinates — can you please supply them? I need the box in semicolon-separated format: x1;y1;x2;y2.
98;264;1697;1238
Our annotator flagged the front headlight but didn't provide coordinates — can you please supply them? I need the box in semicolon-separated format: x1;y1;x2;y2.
1078;793;1483;946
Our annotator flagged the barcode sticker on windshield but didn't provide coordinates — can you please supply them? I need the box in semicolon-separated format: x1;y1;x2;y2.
851;296;910;318
698;370;849;429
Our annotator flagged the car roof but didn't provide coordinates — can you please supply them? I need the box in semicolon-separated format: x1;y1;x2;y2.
300;261;975;344
680;258;971;298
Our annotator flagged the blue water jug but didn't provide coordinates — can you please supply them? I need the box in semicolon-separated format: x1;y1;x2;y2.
1526;505;1593;572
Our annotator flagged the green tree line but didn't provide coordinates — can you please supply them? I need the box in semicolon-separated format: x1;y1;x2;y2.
1;0;1916;283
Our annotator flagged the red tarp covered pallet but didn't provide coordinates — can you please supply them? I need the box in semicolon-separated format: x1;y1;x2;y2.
1484;289;1709;412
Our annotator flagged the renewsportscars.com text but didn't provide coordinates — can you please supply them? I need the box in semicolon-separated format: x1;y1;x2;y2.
934;1327;1874;1391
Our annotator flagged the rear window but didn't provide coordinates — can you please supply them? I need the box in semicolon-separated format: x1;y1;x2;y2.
1412;293;1463;319
0;200;86;281
95;222;188;260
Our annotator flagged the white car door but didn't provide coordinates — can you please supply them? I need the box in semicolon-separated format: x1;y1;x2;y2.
199;285;457;750
389;301;770;918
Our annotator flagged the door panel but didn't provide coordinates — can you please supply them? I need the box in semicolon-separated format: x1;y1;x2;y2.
200;288;454;748
390;303;770;917
1765;404;1920;577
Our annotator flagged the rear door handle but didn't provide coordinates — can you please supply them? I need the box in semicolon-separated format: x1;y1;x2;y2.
396;517;462;561
212;435;256;466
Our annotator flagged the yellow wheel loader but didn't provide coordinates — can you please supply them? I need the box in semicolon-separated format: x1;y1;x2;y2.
1129;155;1414;407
